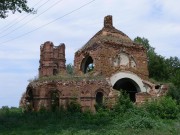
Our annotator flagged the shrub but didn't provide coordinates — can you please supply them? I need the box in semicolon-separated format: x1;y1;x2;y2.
143;97;179;119
167;84;180;104
94;103;107;112
67;101;81;113
39;105;47;113
0;106;10;115
120;115;159;129
113;91;134;114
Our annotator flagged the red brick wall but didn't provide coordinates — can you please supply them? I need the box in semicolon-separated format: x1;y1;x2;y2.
74;41;149;80
39;41;66;77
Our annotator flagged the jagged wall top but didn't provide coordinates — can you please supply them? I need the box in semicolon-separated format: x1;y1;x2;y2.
39;41;66;77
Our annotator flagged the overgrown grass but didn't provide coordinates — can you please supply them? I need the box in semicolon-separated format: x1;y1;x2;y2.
1;95;180;135
28;74;105;83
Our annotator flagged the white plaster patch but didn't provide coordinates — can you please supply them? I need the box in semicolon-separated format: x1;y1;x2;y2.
112;53;132;67
120;53;129;66
130;58;137;68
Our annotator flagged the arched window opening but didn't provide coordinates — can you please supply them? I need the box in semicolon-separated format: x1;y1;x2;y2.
113;78;139;102
51;91;59;111
53;63;59;75
26;89;34;111
53;69;58;75
81;56;94;74
96;92;103;105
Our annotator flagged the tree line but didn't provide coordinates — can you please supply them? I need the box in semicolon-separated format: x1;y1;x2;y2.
134;37;180;103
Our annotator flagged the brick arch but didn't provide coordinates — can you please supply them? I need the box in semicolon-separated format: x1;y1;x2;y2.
46;89;61;98
94;88;108;97
25;87;35;110
110;71;146;92
80;54;94;73
48;89;61;111
94;89;106;105
26;86;33;95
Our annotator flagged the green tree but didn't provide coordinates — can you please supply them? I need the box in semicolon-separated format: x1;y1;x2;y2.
66;63;74;75
170;69;180;87
134;36;180;83
134;36;155;53
166;57;180;81
0;0;35;19
148;54;169;81
134;37;169;81
167;85;180;104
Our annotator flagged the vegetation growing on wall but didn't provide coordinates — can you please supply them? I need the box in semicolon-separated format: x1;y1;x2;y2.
28;64;104;83
34;74;105;82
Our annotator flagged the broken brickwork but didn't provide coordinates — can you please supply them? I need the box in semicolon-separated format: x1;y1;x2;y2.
24;78;118;112
20;15;168;111
74;15;148;80
39;41;66;77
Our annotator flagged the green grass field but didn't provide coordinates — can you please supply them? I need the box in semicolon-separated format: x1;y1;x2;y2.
1;96;180;135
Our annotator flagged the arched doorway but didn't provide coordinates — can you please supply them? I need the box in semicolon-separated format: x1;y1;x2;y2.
51;91;59;111
81;55;94;73
113;78;139;102
96;92;103;105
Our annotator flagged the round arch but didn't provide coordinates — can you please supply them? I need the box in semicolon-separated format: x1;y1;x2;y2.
94;89;108;97
26;87;34;101
81;55;94;73
50;90;60;111
96;92;103;105
110;72;146;92
110;72;146;102
25;87;34;110
113;78;139;102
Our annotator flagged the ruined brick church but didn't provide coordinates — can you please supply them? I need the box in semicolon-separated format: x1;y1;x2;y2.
20;15;167;112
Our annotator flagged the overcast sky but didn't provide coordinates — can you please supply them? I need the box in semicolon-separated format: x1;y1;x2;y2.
0;0;179;107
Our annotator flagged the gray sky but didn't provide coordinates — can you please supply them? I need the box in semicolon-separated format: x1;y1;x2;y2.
0;0;180;107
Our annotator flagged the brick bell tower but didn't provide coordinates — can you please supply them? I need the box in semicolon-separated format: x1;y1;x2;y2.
39;41;66;77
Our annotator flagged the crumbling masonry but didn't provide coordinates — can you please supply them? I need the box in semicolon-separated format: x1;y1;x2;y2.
20;15;168;112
